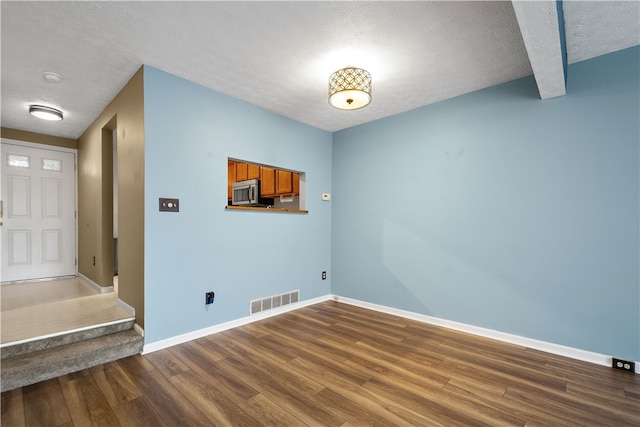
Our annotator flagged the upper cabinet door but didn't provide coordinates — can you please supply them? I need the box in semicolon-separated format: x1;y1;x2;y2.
276;170;293;195
260;166;276;197
236;162;248;182
293;172;300;196
247;164;260;180
228;160;236;199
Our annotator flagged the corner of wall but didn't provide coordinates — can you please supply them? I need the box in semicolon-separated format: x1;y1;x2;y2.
77;65;145;328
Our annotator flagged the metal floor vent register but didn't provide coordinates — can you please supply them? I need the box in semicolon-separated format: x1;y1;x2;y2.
250;290;299;315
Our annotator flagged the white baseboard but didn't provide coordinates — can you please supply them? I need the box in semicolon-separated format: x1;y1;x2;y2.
133;323;145;338
116;297;135;317
142;294;332;354
142;292;638;374
78;273;113;294
333;295;640;374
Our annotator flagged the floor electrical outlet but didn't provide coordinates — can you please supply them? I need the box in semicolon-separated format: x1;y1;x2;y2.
612;358;635;373
205;292;215;305
322;271;326;280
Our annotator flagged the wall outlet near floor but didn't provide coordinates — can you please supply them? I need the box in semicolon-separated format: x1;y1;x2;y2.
612;358;635;373
322;271;326;280
205;292;215;305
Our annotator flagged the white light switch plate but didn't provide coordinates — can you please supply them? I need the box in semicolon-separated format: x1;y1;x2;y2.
321;193;331;201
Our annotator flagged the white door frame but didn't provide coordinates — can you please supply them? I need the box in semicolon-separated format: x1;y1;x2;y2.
1;138;78;283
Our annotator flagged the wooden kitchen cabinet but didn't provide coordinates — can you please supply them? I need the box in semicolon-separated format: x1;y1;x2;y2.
260;166;276;197
229;161;258;200
228;160;236;199
247;163;260;180
236;162;248;181
231;159;301;199
261;168;300;197
293;172;300;195
277;169;293;194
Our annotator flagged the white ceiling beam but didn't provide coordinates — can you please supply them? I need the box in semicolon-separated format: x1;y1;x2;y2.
512;0;566;99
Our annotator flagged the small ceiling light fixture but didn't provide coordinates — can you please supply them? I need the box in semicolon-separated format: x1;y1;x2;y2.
42;71;62;83
328;67;372;110
29;105;63;121
43;72;63;84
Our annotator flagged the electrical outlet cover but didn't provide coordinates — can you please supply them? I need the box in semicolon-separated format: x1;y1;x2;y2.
159;198;179;212
205;291;215;304
612;358;635;373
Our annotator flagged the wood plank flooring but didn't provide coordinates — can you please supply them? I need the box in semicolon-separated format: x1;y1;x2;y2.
2;301;639;426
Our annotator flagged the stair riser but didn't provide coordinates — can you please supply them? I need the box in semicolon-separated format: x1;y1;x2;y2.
1;319;135;359
1;327;143;392
0;343;142;392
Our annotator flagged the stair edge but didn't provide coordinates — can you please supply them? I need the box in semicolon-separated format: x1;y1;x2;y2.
1;318;135;359
1;330;143;392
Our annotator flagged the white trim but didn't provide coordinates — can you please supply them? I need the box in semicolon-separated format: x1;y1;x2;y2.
333;295;640;374
116;297;135;317
78;273;113;294
1;138;77;154
142;294;331;354
0;318;133;349
142;292;639;374
0;275;76;286
133;323;144;338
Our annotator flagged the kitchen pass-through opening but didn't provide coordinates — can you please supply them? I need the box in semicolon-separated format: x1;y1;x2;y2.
227;158;306;211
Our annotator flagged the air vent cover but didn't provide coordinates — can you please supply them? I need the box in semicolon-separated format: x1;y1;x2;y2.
250;290;300;315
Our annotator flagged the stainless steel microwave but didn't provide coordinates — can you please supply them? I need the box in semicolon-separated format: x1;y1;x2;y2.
231;179;274;206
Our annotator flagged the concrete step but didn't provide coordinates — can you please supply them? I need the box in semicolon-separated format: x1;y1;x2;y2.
1;328;143;392
0;318;135;359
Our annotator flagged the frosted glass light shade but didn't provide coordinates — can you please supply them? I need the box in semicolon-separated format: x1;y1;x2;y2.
29;105;63;121
328;68;372;110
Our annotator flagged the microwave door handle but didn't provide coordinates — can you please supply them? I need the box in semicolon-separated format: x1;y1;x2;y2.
250;186;255;202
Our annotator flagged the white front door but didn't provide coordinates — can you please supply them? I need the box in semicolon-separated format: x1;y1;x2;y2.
1;141;76;282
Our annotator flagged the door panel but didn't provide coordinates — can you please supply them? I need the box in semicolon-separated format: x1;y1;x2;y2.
1;142;76;282
42;229;62;263
8;230;31;265
9;176;30;217
42;179;61;217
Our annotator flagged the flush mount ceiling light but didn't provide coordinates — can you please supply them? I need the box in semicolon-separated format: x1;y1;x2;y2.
29;105;63;121
328;67;372;110
43;72;63;84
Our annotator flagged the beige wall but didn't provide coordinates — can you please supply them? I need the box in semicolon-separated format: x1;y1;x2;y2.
1;127;78;149
78;67;145;328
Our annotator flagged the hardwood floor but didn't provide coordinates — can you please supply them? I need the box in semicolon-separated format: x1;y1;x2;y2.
2;301;638;426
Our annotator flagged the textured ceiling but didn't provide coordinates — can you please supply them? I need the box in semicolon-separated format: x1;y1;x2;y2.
1;1;638;139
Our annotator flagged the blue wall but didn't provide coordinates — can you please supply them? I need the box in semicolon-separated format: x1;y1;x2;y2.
332;47;639;360
143;67;332;344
